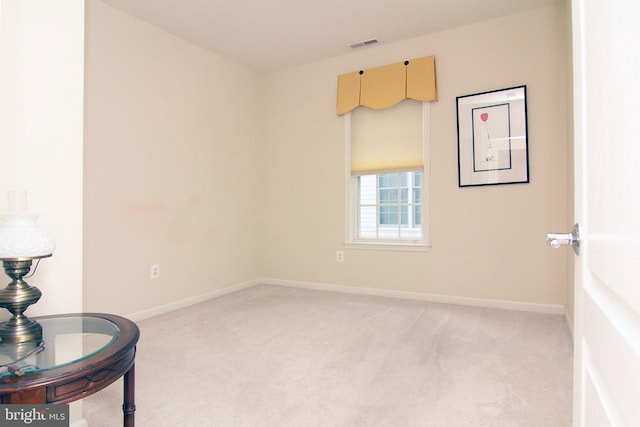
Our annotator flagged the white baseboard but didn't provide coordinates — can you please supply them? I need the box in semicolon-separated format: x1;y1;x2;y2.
125;277;565;323
262;277;566;315
125;278;261;322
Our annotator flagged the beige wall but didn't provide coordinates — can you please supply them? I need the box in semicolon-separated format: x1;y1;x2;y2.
1;1;86;423
83;0;262;314
262;4;570;305
0;0;84;317
83;1;570;316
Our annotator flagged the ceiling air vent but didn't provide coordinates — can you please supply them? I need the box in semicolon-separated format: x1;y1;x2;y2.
350;39;379;49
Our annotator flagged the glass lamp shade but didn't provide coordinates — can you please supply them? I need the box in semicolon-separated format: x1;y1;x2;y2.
0;212;56;259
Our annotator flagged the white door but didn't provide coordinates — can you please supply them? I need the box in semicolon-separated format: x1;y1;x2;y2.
572;0;640;425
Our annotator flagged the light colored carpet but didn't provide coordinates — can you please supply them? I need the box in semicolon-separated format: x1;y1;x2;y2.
83;284;573;426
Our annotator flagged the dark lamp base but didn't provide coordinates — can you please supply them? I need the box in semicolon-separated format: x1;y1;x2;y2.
0;257;49;344
0;316;43;344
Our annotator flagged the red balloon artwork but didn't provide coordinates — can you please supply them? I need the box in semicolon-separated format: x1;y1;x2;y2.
480;112;489;122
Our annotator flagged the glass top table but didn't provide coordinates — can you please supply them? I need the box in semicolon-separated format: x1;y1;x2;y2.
0;316;120;377
0;313;139;427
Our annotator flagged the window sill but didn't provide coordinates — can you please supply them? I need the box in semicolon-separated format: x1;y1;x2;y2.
344;242;431;252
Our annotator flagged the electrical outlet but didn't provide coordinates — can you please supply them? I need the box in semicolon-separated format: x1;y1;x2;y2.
150;264;160;279
336;251;344;263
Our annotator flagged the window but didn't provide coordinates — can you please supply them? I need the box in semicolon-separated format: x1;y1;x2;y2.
357;171;422;240
345;100;430;250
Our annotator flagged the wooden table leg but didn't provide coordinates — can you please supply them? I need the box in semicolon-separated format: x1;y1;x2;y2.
123;363;136;427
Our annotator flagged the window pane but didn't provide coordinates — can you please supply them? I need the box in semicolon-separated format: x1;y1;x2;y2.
380;206;397;225
413;171;422;187
380;189;397;204
358;205;377;238
414;206;422;225
379;173;399;189
355;170;423;241
413;188;421;203
358;175;377;205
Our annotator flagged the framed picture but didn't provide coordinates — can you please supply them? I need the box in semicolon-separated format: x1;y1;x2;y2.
456;85;529;187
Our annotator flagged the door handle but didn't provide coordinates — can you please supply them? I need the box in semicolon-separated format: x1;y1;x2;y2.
546;223;580;255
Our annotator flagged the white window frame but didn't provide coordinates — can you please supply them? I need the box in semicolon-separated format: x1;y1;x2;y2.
344;102;431;252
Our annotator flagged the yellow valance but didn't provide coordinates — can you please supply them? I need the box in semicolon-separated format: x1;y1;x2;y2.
336;55;437;115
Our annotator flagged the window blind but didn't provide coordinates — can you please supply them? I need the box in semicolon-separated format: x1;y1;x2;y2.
350;100;423;175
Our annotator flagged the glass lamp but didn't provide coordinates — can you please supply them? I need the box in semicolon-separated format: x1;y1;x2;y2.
0;191;55;344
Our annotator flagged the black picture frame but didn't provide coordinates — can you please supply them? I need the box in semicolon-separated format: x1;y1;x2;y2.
456;85;529;187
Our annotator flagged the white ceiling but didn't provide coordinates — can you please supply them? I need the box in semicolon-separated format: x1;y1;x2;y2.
99;0;563;73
